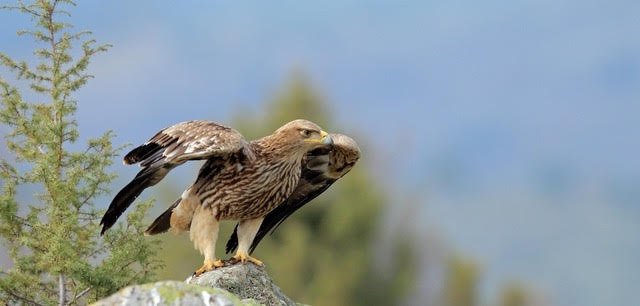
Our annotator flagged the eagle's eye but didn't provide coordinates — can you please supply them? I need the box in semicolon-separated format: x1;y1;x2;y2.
299;129;311;138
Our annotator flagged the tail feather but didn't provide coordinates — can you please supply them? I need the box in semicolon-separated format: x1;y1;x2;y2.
144;198;180;235
100;166;169;235
225;225;240;254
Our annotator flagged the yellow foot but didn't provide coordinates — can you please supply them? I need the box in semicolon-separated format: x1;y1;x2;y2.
193;259;224;277
231;251;264;266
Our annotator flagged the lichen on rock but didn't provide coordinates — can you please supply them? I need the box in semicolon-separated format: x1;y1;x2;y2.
91;281;256;306
92;263;298;306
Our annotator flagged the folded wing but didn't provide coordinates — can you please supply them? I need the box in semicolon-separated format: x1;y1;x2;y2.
100;120;249;235
225;133;361;254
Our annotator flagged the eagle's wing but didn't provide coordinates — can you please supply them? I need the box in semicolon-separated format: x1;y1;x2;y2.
225;133;361;254
100;120;250;235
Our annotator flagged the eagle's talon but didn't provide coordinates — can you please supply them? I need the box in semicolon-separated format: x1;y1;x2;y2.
193;259;224;277
231;251;264;266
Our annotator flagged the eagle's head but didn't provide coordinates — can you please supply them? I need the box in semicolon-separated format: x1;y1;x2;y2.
271;119;333;156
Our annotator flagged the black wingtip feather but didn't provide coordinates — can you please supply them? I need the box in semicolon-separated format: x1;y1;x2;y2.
99;177;147;234
145;198;180;235
100;167;165;235
99;223;108;236
124;143;162;165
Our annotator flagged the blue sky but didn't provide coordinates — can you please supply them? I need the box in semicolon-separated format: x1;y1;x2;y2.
1;1;639;305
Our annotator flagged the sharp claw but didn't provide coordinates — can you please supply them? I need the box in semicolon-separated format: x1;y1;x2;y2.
213;259;224;268
193;259;224;277
231;251;264;266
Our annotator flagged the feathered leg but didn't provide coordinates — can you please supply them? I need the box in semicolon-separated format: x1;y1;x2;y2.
169;188;199;233
190;205;223;276
231;218;264;266
145;187;199;235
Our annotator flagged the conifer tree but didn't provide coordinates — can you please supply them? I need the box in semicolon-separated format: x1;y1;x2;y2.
0;1;161;304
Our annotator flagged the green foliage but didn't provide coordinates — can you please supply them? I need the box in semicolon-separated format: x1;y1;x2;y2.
441;255;480;306
0;1;161;304
498;281;536;306
438;256;542;306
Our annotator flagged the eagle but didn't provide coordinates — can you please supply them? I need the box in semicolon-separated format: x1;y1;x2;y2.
99;119;360;276
224;134;361;255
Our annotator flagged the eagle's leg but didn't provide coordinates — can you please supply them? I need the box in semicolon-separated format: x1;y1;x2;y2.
190;206;223;276
231;217;264;266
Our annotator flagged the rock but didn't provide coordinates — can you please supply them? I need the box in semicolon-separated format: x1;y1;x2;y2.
186;263;297;306
92;263;298;306
91;281;259;306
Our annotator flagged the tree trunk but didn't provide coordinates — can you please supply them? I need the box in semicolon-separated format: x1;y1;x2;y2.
58;274;66;306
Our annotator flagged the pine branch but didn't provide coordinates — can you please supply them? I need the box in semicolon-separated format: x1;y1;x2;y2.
66;286;91;306
77;182;99;208
3;288;44;306
0;54;49;82
1;1;42;18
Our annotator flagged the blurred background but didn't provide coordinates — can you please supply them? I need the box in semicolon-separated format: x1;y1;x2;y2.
1;1;639;305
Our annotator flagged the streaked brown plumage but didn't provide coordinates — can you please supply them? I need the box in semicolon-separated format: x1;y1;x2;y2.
100;119;341;275
225;133;361;254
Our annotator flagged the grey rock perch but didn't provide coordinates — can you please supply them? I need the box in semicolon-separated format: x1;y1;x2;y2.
187;263;297;306
93;264;298;306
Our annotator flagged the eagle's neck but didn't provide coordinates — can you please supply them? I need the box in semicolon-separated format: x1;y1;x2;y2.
251;135;305;162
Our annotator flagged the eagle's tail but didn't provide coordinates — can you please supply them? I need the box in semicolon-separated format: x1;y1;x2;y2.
225;225;240;254
144;198;180;235
100;166;169;235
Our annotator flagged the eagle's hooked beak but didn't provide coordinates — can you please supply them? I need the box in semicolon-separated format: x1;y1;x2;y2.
320;130;333;145
305;130;333;145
